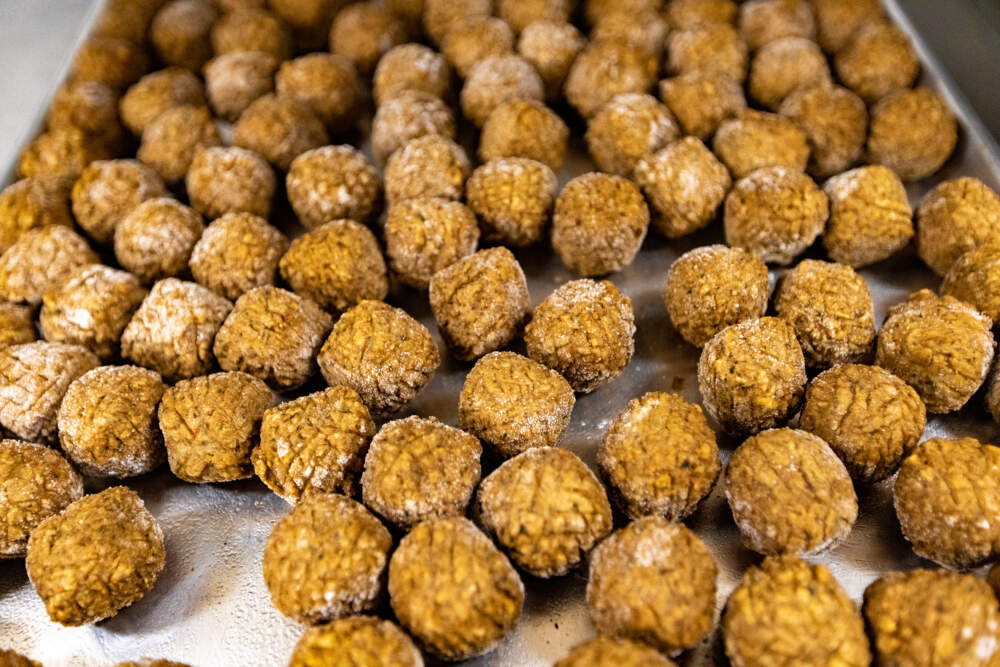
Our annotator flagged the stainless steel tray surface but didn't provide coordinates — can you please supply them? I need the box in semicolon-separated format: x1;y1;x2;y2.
3;1;1000;665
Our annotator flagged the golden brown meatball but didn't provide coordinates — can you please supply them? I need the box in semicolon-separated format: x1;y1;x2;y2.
329;2;407;75
779;83;867;179
554;638;676;667
666;22;748;81
384;197;479;289
461;55;545;127
71;159;166;244
203;51;278;123
150;0;218;72
119;68;206;137
478;100;569;171
385;135;471;204
137;105;223;184
834;21;919;104
917;177;1000;276
17;126;114;187
591;9;669;59
0;303;35;349
738;0;815;51
47;79;124;150
233;94;329;171
210;8;292;60
288;618;422;667
286;145;380;228
0;177;73;254
370;89;456;163
276;54;361;133
465;157;557;247
658;69;747;140
189;212;287;301
565;41;658;118
942;244;1000;324
422;0;491;45
517;21;586;102
186;145;276;221
0;226;98;307
867;87;957;182
441;16;515;79
663;0;736;30
114;198;204;284
713;110;810;179
70;36;150;91
811;0;883;53
585;94;679;177
373;43;452;108
748;37;830;110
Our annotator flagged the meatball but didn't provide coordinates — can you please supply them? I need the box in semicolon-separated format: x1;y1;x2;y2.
0;440;83;558
0;226;98;307
39;264;146;360
478;447;613;577
658;69;747;140
552;173;650;276
466;157;556;247
213;287;332;390
565;41;658;118
774;259;875;367
186;146;276;221
478;100;569;171
158;371;273;482
57;365;165;478
385;135;471;204
666;23;748;82
26;486;165;626
458;351;575;458
317;300;440;417
737;0;815;51
713;110;810;179
441;16;515;79
210;8;292;59
17;126;113;186
724;428;858;555
422;0;491;45
460;55;545;128
698;317;806;434
203;51;278;123
71;159;166;244
723;556;871;667
120;278;233;381
428;247;530;361
600;391;720;521
329;2;407;76
834;21;919;104
779;83;867;179
591;9;669;59
664;0;736;30
114;198;204;284
279;219;388;312
119;67;207;137
189;212;288;301
587;518;718;656
372;43;451;106
498;0;572;34
864;570;1000;666
516;21;586;102
370;90;456;164
724;167;828;265
585;94;679;177
867;87;958;182
942;244;1000;324
388;517;523;661
0;303;35;348
822;165;913;267
876;289;994;414
233;94;329;172
289;618;422;667
286;145;380;229
362;416;482;530
0;342;98;443
252;386;375;502
0;177;72;254
800;364;926;484
525;279;636;393
268;0;340;49
811;0;883;53
554;638;676;667
137;105;223;184
635;137;731;239
748;37;830;111
150;0;218;71
384;197;479;290
47;80;124;152
917;177;1000;276
275;54;361;133
70;36;150;91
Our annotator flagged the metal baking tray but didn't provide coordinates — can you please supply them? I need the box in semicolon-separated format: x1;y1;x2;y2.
4;1;1000;665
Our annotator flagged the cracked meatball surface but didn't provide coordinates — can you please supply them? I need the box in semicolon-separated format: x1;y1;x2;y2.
465;157;557;247
189;212;287;301
0;226;98;307
917;177;1000;277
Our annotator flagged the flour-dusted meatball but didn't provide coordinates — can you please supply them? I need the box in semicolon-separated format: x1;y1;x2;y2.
204;51;278;123
666;23;748;81
658;69;747;140
373;43;451;106
0;303;35;349
189;212;288;300
664;245;770;347
713;110;810;179
517;21;585;102
461;55;545;128
865;570;1000;666
57;366;165;478
552;173;650;276
121;278;233;381
0;226;98;306
276;54;361;133
748;37;830;111
158;371;273;482
17;126;114;186
724;167;828;265
422;0;491;45
289;617;422;667
0;177;72;254
115;198;204;284
478;100;569;171
429;247;530;361
371;90;456;164
253;386;374;502
137;105;223;184
119;68;207;137
779;83;867;179
458;351;575;457
664;0;736;29
587;518;718;656
0;342;98;443
635;137;731;239
917;177;1000;277
822;165;913;268
0;440;83;558
26;486;165;626
698;317;806;434
600;391;720;521
737;0;815;51
565;41;658;119
586;94;679;177
894;437;1000;569
385;135;471;204
187;146;275;221
263;494;391;624
478;447;613;578
774;259;875;368
233;94;329;171
441;16;515;79
465;158;557;247
876;290;994;414
942;245;1000;324
280;220;388;312
868;87;958;182
592;9;669;59
384;197;479;289
811;0;883;53
70;36;150;91
40;264;147;360
318;300;440;417
834;21;919;104
211;8;292;59
389;517;524;661
286;145;380;229
213;287;332;390
525;279;636;393
723;556;871;667
330;2;407;76
47;79;123;149
362;416;482;530
800;364;926;484
725;428;858;555
554;638;676;667
151;0;218;71
71;160;166;244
